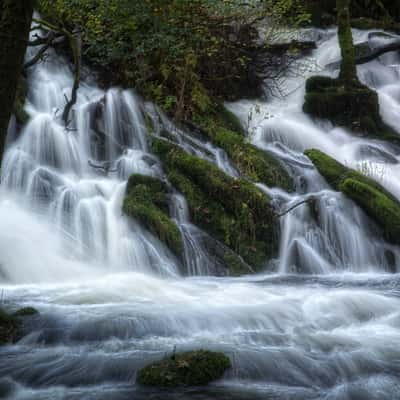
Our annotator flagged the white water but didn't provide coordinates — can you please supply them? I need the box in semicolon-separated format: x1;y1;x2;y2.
1;28;400;400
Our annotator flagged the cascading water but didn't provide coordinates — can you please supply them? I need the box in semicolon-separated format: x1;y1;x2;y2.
1;26;400;400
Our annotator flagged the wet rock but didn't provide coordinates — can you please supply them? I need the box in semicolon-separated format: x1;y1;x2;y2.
0;309;20;345
305;149;400;245
152;138;279;271
13;307;39;317
123;174;183;258
137;350;231;387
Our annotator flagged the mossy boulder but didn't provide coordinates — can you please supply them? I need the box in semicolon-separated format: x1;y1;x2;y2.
305;0;400;143
0;307;38;345
12;307;39;317
305;149;400;245
123;174;183;258
137;350;231;387
304;76;399;143
152;139;278;271
191;106;293;192
0;309;20;345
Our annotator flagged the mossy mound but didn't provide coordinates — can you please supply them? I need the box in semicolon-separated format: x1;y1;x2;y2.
0;309;20;345
303;76;399;143
137;350;231;387
152;139;278;271
12;307;39;317
123;174;183;258
305;149;400;245
191;107;293;192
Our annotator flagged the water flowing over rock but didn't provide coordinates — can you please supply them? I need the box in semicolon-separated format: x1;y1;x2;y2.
1;20;400;400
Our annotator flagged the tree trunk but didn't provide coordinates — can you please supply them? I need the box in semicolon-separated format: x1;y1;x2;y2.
0;0;34;161
337;0;357;83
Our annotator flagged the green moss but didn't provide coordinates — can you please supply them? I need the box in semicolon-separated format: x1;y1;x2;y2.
137;350;231;387
153;139;278;271
0;309;20;345
337;0;357;83
304;76;400;143
123;174;183;258
13;307;39;317
192;107;293;192
305;149;400;244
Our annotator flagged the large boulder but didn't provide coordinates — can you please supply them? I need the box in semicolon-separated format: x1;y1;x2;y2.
152;139;279;271
137;350;231;387
305;149;400;245
303;76;399;143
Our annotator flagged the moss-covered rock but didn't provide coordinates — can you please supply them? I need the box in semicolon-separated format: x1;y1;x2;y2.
305;149;400;245
123;174;183;258
137;350;231;387
304;76;399;142
191;107;293;192
152;139;278;270
0;309;20;345
303;1;400;144
12;307;39;317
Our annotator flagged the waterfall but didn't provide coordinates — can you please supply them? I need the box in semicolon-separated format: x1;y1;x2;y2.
1;26;400;400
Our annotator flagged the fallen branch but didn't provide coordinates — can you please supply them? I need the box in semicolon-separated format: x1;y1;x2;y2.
277;197;315;218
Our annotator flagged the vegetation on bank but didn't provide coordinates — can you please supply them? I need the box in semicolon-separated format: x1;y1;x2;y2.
137;350;231;387
123;174;183;259
305;149;400;245
152;139;278;270
37;0;311;120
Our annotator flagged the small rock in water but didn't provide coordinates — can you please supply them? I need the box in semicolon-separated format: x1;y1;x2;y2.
136;350;231;387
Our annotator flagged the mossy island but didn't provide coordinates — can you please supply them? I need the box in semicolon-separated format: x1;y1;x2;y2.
137;350;231;387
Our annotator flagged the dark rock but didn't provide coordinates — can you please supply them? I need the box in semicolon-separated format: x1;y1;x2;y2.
137;350;231;387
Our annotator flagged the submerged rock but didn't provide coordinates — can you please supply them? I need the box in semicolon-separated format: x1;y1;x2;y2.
305;149;400;245
0;307;38;345
152;138;279;271
0;309;20;345
137;350;231;387
123;174;183;258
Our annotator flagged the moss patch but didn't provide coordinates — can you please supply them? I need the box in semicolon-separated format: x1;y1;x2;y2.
123;174;183;258
153;139;278;270
137;350;231;387
305;149;400;245
304;76;399;143
13;307;39;317
0;309;20;345
191;106;293;192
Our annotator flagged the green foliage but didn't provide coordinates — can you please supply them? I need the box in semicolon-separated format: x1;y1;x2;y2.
193;107;293;191
152;139;278;270
38;0;309;118
123;174;183;258
137;350;231;387
305;149;400;245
